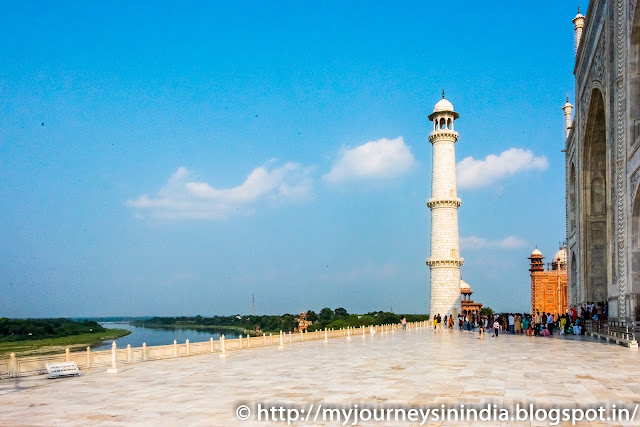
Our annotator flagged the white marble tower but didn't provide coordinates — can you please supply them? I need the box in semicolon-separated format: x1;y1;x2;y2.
426;93;463;318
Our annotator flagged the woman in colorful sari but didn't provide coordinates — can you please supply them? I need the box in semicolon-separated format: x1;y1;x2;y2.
521;315;528;334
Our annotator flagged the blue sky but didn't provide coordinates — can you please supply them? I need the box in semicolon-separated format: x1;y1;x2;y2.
0;1;579;317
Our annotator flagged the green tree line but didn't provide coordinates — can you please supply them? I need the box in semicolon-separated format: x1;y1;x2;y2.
134;309;429;334
0;318;106;342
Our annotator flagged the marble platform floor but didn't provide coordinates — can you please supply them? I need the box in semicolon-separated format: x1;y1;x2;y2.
1;328;639;426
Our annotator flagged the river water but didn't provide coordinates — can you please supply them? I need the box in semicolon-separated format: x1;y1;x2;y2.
94;322;241;351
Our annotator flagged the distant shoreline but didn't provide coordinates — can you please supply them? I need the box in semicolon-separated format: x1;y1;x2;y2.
0;328;131;357
129;322;261;336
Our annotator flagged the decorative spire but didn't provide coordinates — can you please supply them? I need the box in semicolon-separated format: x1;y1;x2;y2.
573;5;585;54
566;95;569;102
442;89;445;99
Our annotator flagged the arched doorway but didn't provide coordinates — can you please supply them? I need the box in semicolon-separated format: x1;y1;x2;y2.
629;0;640;321
632;190;640;317
570;251;578;305
569;164;576;232
582;89;608;303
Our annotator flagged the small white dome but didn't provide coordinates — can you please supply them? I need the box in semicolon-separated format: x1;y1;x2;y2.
531;248;542;256
553;246;567;265
428;96;459;121
433;98;454;113
460;280;471;291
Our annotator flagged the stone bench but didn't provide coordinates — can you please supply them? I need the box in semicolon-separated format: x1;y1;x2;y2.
45;362;80;378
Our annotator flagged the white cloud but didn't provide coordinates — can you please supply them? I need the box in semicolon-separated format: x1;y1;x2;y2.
456;148;548;190
460;235;529;250
497;235;529;249
127;162;313;220
323;137;417;183
459;235;488;250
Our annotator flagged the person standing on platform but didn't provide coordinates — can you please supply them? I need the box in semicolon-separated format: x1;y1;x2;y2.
493;319;500;337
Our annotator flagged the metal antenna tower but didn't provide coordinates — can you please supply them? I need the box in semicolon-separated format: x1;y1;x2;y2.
251;293;256;316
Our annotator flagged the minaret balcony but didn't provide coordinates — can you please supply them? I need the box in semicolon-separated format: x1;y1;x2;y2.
428;130;459;143
425;258;464;267
426;198;461;209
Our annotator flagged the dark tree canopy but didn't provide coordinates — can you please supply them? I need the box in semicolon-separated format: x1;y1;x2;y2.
334;307;348;317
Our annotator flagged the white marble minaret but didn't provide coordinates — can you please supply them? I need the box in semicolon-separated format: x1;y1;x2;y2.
426;93;463;318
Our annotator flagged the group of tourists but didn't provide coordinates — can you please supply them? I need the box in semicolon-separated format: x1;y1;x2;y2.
430;301;607;338
483;312;581;337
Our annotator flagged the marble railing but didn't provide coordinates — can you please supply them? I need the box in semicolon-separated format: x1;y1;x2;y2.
0;321;426;379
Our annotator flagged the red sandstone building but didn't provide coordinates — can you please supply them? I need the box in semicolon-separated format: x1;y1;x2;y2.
460;280;483;318
529;246;568;315
295;312;312;332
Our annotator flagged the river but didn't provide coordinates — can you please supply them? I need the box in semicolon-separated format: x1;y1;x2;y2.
94;322;241;351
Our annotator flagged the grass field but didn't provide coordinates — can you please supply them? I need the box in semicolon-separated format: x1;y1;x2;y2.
0;329;131;357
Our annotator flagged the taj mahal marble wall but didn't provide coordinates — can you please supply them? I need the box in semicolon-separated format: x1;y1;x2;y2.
565;0;640;322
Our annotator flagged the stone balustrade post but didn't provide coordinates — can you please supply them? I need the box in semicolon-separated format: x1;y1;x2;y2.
263;333;267;345
186;340;190;356
219;335;228;358
239;335;243;348
174;340;178;357
278;331;285;350
324;327;328;342
300;329;304;342
210;337;213;353
86;346;92;368
107;342;118;374
9;352;18;378
269;333;273;345
127;344;132;363
247;335;251;348
63;347;70;362
142;343;147;362
347;326;351;340
288;331;292;343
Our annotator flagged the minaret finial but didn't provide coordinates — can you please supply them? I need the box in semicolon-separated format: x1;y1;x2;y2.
577;5;580;14
442;89;445;99
566;95;569;102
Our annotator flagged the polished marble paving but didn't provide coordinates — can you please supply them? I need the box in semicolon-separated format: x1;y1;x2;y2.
1;328;639;426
